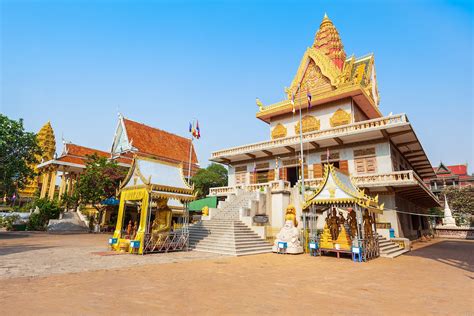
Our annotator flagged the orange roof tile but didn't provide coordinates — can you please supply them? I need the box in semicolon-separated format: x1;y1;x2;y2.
123;118;198;165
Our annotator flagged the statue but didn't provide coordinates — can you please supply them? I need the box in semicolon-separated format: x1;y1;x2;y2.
201;206;209;217
327;207;339;240
284;204;298;228
272;220;303;254
132;221;138;239
362;209;374;238
151;200;172;243
347;208;358;239
126;220;132;238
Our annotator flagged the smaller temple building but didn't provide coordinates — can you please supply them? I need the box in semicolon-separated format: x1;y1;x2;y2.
30;114;199;228
424;163;474;201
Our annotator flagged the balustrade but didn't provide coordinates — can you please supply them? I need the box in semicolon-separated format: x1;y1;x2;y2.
211;114;407;159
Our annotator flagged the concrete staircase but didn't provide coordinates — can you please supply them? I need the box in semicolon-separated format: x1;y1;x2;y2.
189;193;272;256
378;235;409;258
47;212;89;232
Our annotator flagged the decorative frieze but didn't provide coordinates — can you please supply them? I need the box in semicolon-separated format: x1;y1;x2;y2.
294;115;320;134
330;108;351;127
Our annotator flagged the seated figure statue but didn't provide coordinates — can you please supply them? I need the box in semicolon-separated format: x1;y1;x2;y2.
272;205;303;254
151;199;172;243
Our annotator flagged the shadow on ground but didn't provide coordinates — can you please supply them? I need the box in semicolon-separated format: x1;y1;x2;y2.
407;240;474;273
0;244;55;256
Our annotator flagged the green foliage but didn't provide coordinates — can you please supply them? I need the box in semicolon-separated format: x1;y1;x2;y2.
75;154;125;224
442;186;474;226
0;214;21;231
0;114;41;197
191;163;228;199
59;192;79;210
26;198;61;231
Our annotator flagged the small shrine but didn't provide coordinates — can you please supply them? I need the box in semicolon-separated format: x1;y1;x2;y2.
111;156;196;254
302;164;384;261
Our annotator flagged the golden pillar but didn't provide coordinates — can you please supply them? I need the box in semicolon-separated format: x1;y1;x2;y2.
40;171;50;199
48;170;57;200
58;173;66;201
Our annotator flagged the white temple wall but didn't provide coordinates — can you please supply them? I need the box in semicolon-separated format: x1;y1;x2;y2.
269;98;352;137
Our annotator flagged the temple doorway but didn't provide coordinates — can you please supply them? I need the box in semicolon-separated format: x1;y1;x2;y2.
287;166;299;186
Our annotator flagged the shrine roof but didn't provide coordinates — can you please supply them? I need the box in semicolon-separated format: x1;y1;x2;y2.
447;164;468;175
122;118;198;165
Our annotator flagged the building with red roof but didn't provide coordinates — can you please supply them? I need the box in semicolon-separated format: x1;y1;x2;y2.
424;162;474;200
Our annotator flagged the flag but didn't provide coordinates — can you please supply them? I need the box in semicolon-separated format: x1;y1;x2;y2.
326;147;330;162
189;122;192;133
307;89;312;108
196;120;201;139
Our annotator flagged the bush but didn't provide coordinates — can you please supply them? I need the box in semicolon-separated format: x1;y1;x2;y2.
0;214;21;231
26;198;61;231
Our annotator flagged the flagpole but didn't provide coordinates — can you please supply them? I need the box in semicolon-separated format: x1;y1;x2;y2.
187;136;194;184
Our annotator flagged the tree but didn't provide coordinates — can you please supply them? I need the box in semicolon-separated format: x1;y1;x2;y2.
0;114;41;198
75;154;125;228
191;163;228;198
442;186;474;226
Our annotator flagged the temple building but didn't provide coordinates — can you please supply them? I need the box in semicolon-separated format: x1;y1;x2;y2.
208;14;440;241
34;114;199;227
424;163;474;201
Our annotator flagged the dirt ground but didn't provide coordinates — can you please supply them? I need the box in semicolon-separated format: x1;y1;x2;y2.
0;232;473;315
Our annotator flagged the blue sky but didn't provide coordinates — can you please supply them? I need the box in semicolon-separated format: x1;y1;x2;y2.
1;0;473;170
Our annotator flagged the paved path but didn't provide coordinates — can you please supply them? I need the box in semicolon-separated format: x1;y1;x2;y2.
0;232;472;315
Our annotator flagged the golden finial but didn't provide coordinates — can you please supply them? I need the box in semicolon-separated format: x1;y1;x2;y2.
256;97;264;110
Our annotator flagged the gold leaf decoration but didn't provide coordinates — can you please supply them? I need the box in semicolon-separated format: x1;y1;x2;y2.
330;109;351;127
271;123;287;139
294;115;320;134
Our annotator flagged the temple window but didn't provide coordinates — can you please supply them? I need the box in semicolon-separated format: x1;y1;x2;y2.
354;147;377;174
234;165;247;185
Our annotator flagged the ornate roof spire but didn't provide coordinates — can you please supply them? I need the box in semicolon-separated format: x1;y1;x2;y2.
313;13;346;70
37;121;56;161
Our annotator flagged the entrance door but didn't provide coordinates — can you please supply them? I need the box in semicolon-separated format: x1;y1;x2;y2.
286;166;299;186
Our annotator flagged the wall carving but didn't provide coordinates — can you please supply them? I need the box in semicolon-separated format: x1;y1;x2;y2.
294;115;320;134
330;109;351;127
271;123;287;139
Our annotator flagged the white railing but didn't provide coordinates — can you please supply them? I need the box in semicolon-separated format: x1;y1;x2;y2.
209;170;433;196
211;114;407;159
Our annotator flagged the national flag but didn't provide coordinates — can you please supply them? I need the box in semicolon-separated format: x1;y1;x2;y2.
196;120;201;139
307;89;312;108
189;122;192;133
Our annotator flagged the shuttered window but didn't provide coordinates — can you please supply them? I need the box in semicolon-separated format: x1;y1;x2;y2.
279;168;287;181
313;164;323;178
267;170;275;182
339;160;349;175
354;157;377;174
235;172;246;185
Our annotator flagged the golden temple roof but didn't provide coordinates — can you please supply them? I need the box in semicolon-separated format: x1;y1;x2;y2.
313;14;346;70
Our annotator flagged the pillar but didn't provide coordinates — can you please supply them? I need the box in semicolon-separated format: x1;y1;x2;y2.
48;170;57;200
58;173;66;201
40;171;50;199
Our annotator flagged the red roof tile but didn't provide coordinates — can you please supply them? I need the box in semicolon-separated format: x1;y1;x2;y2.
447;164;468;176
123;118;198;165
65;143;110;158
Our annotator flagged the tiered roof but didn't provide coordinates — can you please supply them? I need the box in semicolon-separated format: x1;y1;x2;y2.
57;143;110;165
313;14;346;70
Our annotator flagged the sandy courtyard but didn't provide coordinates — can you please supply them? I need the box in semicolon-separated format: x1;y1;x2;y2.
0;232;473;315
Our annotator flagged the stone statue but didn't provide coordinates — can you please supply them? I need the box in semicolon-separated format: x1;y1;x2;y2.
362;209;374;238
347;208;358;239
328;207;339;240
338;211;345;226
284;204;298;228
272;220;303;254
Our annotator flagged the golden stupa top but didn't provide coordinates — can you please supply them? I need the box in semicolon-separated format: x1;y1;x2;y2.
37;121;56;162
256;14;381;122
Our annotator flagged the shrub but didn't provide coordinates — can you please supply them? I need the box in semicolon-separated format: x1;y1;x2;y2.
26;198;61;231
